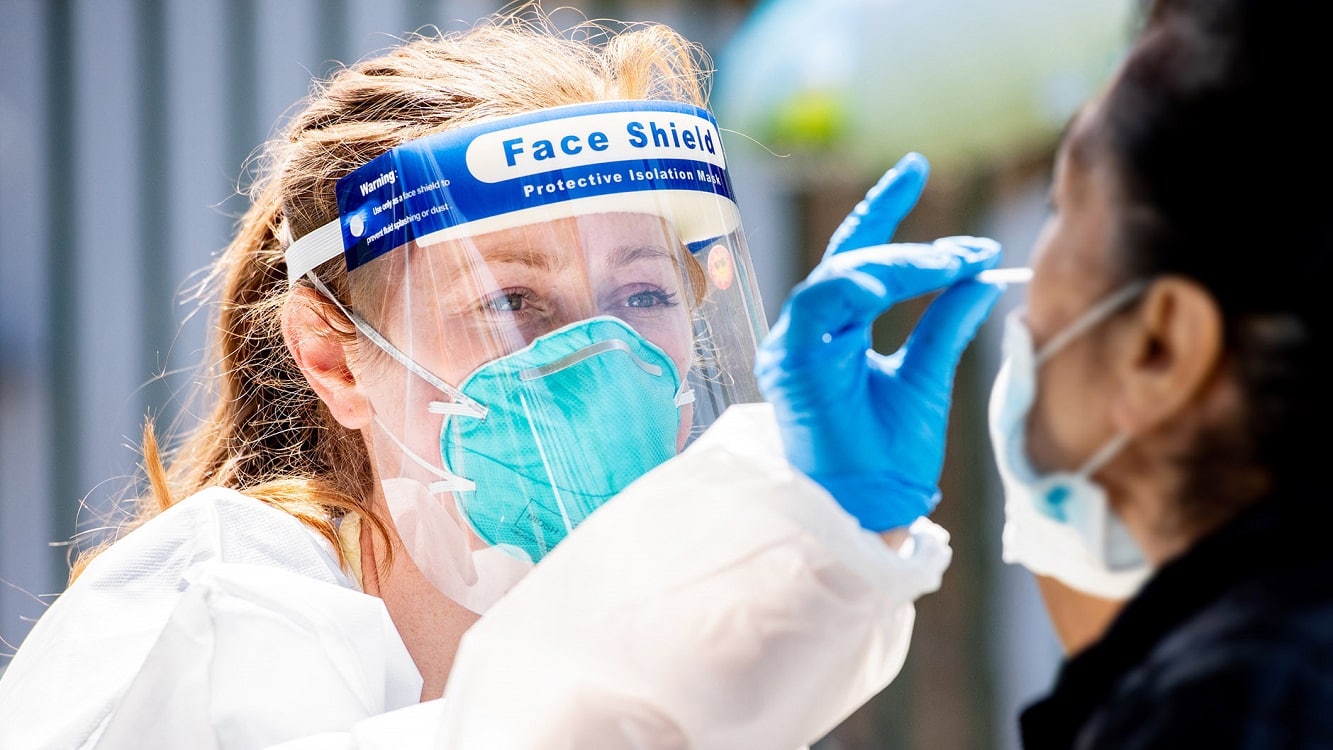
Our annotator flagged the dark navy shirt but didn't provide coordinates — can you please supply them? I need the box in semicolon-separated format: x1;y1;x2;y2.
1020;496;1333;749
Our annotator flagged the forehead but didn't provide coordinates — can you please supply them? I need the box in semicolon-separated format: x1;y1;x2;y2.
425;211;680;268
1053;103;1105;199
1035;106;1121;296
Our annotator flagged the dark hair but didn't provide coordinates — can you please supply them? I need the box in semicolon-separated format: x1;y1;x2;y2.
1081;0;1332;517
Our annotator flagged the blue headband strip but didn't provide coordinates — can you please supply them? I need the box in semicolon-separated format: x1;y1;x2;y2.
330;99;736;274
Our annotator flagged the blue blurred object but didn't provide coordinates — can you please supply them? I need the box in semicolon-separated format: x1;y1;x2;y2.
715;0;1140;175
755;153;1005;531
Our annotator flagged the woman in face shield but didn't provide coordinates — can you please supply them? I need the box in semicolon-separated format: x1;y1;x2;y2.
0;4;1004;749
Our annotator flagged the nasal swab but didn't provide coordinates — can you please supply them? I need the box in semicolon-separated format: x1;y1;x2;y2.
975;267;1033;284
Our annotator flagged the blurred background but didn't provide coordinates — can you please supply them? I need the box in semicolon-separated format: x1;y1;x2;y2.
0;0;1144;747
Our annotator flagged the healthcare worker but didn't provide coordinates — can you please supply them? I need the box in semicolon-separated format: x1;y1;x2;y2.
0;6;1004;749
432;148;1003;747
978;0;1333;745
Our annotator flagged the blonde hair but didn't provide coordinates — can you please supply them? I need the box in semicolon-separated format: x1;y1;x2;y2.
71;3;713;581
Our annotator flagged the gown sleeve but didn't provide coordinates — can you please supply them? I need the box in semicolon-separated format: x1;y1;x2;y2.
0;401;950;750
0;490;422;750
91;562;421;749
433;402;952;750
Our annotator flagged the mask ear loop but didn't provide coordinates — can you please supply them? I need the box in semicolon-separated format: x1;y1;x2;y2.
1035;281;1149;365
1023;278;1151;479
508;329;696;408
304;273;488;420
370;411;477;494
674;382;695;407
1072;432;1131;479
1032;279;1147;514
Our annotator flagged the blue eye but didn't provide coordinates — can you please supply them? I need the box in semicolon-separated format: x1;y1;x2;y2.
484;291;528;312
625;289;679;309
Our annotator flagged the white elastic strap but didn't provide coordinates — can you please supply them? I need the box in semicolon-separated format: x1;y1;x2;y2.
429;401;487;417
441;363;693;409
518;338;661;380
1074;431;1132;479
674;383;695;407
305;274;488;420
285;219;343;286
372;413;477;493
1036;281;1149;365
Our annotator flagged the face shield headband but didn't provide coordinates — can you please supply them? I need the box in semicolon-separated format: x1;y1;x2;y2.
282;100;766;613
285;99;742;285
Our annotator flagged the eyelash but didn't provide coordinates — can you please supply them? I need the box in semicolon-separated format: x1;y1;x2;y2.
623;288;679;309
481;286;680;314
482;288;536;313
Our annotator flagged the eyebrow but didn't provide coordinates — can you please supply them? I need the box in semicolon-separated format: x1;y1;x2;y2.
423;240;558;288
421;237;679;288
607;243;678;269
464;242;561;272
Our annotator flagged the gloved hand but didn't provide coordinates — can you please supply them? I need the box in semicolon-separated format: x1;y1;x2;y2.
756;152;1005;532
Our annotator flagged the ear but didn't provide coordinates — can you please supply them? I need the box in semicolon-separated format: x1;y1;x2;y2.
1109;277;1223;433
282;286;372;430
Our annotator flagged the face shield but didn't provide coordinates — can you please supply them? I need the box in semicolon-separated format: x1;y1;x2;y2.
284;100;767;612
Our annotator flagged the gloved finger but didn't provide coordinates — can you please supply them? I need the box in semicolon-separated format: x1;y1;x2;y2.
778;238;998;349
899;278;1005;386
776;272;886;351
823;152;930;260
821;235;1000;303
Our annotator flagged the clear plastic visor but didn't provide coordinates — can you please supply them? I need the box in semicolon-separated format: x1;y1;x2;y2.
349;210;763;613
290;101;768;613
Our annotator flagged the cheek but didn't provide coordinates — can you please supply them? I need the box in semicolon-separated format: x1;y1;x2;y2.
676;401;694;452
356;365;451;482
662;334;693;382
637;309;695;383
646;314;694;453
354;362;448;467
1027;348;1117;473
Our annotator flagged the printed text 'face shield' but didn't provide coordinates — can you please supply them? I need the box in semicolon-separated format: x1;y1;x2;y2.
285;101;767;613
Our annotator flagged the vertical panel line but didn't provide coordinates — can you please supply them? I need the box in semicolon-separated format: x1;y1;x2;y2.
137;0;173;472
225;0;258;226
44;0;78;583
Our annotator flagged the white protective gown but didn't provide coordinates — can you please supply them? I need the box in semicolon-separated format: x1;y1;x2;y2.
0;404;951;749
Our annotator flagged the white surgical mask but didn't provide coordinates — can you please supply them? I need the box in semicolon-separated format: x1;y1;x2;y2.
988;282;1152;599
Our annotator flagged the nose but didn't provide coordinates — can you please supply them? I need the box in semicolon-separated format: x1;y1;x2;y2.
551;268;600;327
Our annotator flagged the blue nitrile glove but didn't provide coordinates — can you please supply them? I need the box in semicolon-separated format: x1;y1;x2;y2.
755;152;1005;532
